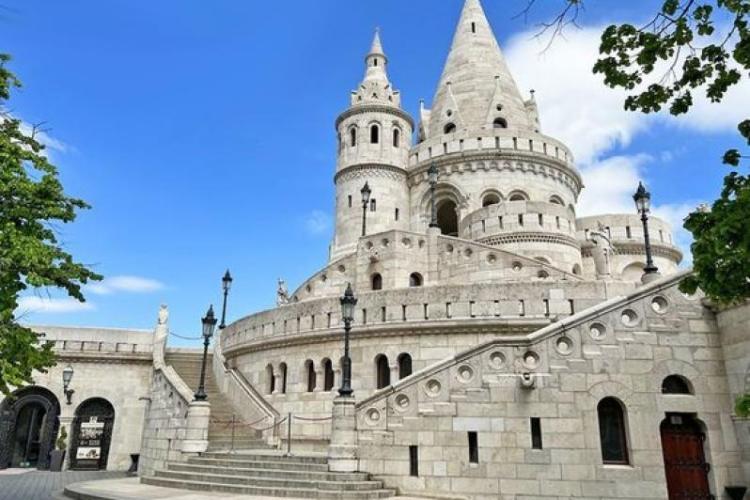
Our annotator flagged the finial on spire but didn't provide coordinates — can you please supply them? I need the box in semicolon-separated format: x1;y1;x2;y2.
369;27;385;57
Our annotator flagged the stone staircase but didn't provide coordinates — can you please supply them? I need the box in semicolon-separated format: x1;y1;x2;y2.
165;350;266;450
143;451;396;498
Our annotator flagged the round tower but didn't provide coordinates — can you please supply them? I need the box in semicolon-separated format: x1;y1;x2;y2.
408;0;584;274
330;30;414;261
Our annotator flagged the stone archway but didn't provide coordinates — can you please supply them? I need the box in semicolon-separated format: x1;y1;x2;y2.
436;199;458;236
69;397;115;471
0;386;61;470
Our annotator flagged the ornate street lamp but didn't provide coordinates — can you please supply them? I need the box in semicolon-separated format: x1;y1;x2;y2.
428;163;439;228
360;182;371;237
62;364;74;405
194;305;217;401
338;283;358;397
219;269;233;329
633;182;659;276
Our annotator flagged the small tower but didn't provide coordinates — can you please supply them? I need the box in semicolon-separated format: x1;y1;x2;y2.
330;30;414;261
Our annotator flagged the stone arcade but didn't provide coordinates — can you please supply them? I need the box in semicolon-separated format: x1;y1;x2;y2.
4;1;750;499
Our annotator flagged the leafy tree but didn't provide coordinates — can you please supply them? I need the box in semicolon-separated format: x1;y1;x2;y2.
525;0;750;304
0;53;101;396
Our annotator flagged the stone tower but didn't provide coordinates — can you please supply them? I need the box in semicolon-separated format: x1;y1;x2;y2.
330;30;414;262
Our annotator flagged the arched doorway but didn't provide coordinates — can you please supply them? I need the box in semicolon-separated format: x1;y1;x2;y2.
436;200;458;237
70;398;115;470
660;414;712;500
0;387;60;470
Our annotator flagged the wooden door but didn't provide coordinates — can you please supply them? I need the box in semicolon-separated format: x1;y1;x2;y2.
661;414;713;500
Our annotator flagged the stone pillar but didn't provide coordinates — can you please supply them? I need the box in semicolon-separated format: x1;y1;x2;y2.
314;368;324;392
389;364;399;385
327;396;358;472
181;401;210;454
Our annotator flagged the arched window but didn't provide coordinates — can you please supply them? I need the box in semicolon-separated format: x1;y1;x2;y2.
279;363;288;394
375;354;390;389
371;273;383;291
493;117;508;129
409;273;423;287
436;199;458;236
398;353;412;379
549;195;564;205
370;124;380;144
597;397;629;464
393;128;400;148
266;364;275;394
444;123;456;134
322;358;334;391
305;360;316;393
482;193;501;207
508;191;529;202
662;375;692;394
350;128;357;147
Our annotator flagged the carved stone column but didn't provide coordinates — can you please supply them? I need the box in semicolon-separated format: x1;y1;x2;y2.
327;396;358;472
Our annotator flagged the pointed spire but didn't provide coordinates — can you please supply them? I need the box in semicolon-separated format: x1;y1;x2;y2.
369;27;385;57
427;0;534;137
350;28;401;108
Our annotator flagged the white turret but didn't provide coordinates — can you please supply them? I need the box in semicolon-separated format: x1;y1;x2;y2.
330;30;414;262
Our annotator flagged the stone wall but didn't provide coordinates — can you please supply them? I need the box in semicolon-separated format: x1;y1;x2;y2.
353;272;743;499
717;301;750;483
137;310;194;475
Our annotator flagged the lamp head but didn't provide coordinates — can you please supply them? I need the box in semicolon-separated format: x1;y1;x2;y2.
222;269;233;292
202;305;217;339
62;364;74;389
340;283;358;322
360;182;371;205
428;163;439;185
633;181;651;213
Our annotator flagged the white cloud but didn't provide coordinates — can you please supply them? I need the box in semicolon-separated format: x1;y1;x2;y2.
653;203;699;266
576;154;650;217
304;210;332;235
505;24;750;164
506;27;648;165
16;296;95;314
87;275;165;295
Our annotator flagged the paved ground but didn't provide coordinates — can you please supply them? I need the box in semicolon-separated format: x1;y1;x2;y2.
0;470;127;500
62;477;434;500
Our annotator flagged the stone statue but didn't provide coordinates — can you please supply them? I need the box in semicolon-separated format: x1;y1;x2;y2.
276;279;290;306
158;304;169;325
588;224;616;278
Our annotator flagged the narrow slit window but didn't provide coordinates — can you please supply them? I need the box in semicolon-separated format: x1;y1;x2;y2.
348;195;352;208
362;308;367;325
471;22;476;33
531;417;543;449
518;214;524;226
519;300;525;317
327;312;332;328
468;432;479;464
626;226;632;238
569;299;575;314
538;214;544;226
409;446;419;477
381;306;386;322
393;128;400;148
446;302;452;319
350;128;357;147
469;300;476;318
499;216;503;229
370;199;376;212
543;299;550;317
395;208;399;221
370;125;379;144
402;305;407;321
423;303;428;320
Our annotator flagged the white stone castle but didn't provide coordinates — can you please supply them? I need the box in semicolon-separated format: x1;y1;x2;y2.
3;2;750;499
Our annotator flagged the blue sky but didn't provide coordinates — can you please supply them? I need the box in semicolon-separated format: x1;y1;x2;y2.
4;0;745;342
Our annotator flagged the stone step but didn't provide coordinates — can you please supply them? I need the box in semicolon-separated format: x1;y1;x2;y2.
201;452;329;464
141;477;396;499
168;462;370;482
187;457;330;472
154;469;384;492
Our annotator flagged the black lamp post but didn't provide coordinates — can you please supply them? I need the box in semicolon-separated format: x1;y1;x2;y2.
194;305;217;401
361;182;371;237
428;163;439;228
219;270;233;329
633;182;659;276
338;283;358;398
62;364;74;405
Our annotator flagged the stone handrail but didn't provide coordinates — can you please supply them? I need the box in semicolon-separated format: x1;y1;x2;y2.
355;269;692;410
227;367;280;421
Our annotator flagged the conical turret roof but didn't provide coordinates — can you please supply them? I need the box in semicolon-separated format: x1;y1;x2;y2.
427;0;533;137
